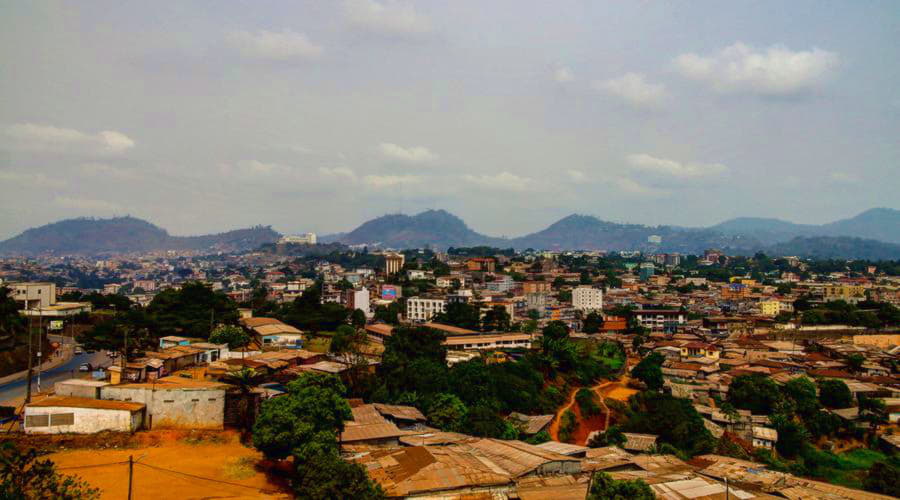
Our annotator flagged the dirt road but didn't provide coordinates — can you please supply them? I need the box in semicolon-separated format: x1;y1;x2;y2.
48;431;290;499
548;375;638;445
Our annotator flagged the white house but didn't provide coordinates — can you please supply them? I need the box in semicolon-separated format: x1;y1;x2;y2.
24;396;145;434
752;426;778;449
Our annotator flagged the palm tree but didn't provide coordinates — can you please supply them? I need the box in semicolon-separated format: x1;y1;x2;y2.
225;367;258;432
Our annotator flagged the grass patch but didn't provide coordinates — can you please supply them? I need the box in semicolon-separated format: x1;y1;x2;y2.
305;336;332;353
223;456;256;480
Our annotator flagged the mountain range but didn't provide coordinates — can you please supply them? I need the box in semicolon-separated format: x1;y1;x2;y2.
2;208;899;259
323;208;900;259
0;216;280;255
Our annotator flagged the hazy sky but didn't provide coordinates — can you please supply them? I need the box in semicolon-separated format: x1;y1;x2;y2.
1;1;898;239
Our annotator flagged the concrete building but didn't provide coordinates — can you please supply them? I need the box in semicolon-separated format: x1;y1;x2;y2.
384;252;405;276
9;282;55;309
406;297;446;322
101;377;227;430
639;263;655;281
486;275;515;293
633;309;686;332
279;233;317;245
9;281;92;317
345;287;372;317
24;396;144;434
572;286;603;311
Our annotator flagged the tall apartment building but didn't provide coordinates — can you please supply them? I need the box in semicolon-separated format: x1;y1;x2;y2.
344;287;371;318
406;297;446;322
572;286;603;311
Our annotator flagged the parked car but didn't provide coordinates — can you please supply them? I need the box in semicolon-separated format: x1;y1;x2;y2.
74;347;83;355
78;363;92;372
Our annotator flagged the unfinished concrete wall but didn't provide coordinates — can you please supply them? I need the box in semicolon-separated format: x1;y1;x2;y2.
102;386;225;429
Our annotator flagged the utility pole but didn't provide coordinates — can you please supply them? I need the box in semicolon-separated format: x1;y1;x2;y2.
25;310;33;404
127;455;134;500
36;309;42;393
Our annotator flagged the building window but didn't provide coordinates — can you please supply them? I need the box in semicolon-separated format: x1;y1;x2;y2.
26;415;49;427
50;413;74;426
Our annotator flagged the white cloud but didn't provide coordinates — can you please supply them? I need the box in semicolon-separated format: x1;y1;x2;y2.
554;66;574;83
6;123;135;154
79;163;141;180
462;171;535;192
229;30;323;61
0;170;67;189
53;196;121;212
674;42;839;95
379;143;438;164
319;166;357;181
343;0;432;37
829;171;860;184
626;153;727;178
615;178;668;197
596;73;666;107
566;169;586;181
362;174;422;188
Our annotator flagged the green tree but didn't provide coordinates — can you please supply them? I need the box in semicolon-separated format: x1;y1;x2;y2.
727;374;783;414
225;367;258;431
587;471;654;500
252;373;352;460
558;409;577;442
0;287;25;348
426;393;468;431
770;414;808;458
209;324;250;349
147;281;239;338
292;452;384;500
858;395;888;433
781;376;820;419
582;311;605;334
0;443;99;499
481;305;511;332
432;302;480;330
865;461;900;497
76;309;152;360
845;353;865;373
351;309;367;329
587;425;625;448
818;379;853;409
631;352;664;391
623;392;714;456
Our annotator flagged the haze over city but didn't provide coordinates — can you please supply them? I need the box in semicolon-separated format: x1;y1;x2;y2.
1;1;898;239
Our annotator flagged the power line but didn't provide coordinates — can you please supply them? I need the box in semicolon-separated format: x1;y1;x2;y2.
134;461;280;494
57;460;130;470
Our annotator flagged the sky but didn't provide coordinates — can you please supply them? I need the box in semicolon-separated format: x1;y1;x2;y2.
1;1;898;239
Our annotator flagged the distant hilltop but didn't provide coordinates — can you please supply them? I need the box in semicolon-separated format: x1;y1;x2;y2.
0;216;280;255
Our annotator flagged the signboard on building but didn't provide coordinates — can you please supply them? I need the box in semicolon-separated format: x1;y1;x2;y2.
49;320;64;331
381;285;399;300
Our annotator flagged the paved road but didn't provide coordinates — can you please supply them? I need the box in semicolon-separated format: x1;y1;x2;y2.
0;351;112;405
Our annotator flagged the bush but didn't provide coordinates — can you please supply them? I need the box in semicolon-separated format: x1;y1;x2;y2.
559;410;578;442
576;388;601;417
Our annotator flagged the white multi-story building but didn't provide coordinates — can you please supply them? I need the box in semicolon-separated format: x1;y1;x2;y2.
406;297;446;322
572;286;603;311
345;287;371;318
280;233;317;245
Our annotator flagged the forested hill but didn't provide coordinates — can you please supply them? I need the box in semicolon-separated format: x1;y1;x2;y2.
0;216;280;255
